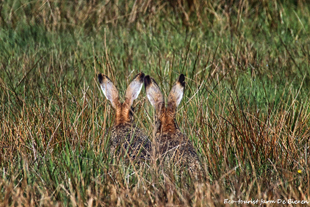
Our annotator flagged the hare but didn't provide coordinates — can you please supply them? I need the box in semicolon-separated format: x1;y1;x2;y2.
144;74;202;174
98;72;151;161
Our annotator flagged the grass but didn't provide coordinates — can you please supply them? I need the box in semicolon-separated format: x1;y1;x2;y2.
0;0;310;206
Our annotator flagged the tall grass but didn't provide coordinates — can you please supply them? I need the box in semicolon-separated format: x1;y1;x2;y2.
1;0;310;206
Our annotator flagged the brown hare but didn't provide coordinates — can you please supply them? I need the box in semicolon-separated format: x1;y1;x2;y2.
98;72;151;161
144;74;202;175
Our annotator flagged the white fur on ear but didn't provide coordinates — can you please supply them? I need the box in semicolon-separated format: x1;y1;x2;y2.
98;74;119;109
125;79;143;106
100;82;118;101
168;74;185;108
144;76;164;110
168;83;184;107
146;92;156;108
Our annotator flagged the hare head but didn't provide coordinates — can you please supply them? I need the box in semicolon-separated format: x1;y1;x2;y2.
144;74;185;136
98;72;151;160
144;74;203;177
98;72;145;126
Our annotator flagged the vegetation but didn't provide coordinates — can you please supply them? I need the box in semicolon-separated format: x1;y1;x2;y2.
0;0;309;206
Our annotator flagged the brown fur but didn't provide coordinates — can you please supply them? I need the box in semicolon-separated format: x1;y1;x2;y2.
98;73;151;161
156;104;177;134
115;103;132;126
110;123;150;160
144;74;203;176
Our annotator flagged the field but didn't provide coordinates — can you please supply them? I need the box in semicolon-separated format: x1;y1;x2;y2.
0;0;310;206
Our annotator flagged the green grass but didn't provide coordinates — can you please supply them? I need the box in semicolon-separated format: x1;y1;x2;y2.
1;0;310;206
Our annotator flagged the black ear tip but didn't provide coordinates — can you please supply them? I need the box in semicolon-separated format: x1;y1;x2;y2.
98;73;104;84
144;75;152;88
178;74;185;87
139;72;145;82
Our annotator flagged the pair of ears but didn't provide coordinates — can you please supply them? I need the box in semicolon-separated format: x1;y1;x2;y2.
144;75;185;113
98;73;185;111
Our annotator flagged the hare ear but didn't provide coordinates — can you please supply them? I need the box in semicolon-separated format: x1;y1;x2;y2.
144;75;164;111
124;72;145;107
98;74;120;109
167;74;185;111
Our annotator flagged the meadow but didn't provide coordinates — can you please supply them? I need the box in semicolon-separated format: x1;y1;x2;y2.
0;0;310;206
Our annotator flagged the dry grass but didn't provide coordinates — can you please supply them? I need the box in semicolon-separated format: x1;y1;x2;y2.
1;0;310;206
